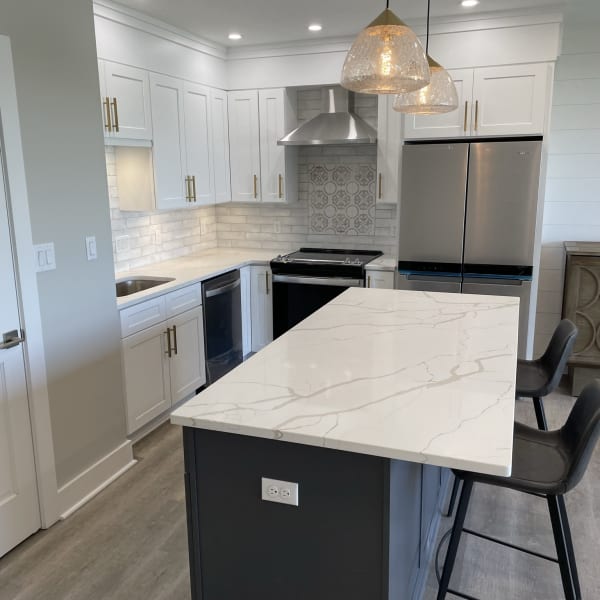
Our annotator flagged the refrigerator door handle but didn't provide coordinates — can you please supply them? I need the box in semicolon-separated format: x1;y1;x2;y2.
405;274;461;281
462;277;525;286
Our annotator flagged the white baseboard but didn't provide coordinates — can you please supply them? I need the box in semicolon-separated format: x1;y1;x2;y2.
57;440;136;520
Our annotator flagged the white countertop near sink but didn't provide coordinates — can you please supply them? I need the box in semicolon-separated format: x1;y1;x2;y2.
116;248;284;309
171;288;519;476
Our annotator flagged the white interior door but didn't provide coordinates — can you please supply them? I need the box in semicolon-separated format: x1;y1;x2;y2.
0;147;40;557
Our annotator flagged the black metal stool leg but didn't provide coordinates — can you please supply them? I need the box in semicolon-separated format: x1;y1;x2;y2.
446;476;461;517
533;396;548;430
556;495;582;599
547;495;578;600
437;478;474;600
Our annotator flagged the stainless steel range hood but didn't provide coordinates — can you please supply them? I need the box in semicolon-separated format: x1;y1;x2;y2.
278;87;377;146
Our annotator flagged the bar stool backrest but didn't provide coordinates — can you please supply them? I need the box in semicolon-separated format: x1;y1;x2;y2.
561;380;600;493
540;319;578;393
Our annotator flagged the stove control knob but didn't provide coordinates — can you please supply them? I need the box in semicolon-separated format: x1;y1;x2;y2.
275;255;282;261
344;257;351;264
354;258;361;265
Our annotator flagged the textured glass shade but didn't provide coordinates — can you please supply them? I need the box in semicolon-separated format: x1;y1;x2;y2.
392;57;458;114
341;9;430;95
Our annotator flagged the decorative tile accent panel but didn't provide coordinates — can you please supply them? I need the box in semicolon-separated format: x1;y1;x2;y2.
308;162;376;236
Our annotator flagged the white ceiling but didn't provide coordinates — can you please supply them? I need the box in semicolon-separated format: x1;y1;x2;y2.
110;0;566;47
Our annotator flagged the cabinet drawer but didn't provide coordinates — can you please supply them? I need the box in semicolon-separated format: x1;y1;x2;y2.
166;282;202;318
120;296;167;338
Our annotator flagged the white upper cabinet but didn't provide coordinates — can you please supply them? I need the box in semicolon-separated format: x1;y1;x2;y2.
376;95;403;204
404;69;474;140
471;64;549;136
229;90;261;202
183;82;214;206
211;89;232;204
228;88;297;203
149;73;187;209
99;60;152;142
404;63;549;139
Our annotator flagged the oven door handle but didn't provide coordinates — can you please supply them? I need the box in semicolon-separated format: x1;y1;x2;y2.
272;274;364;287
204;279;241;298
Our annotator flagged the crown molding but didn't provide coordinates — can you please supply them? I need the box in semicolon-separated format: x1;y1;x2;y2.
93;0;227;60
226;8;564;61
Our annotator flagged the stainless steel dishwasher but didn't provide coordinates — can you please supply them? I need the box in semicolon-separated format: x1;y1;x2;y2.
202;269;243;385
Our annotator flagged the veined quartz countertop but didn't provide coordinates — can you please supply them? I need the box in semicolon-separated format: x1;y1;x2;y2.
171;288;519;476
115;248;284;309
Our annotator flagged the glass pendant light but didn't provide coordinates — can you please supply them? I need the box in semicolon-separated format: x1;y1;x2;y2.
341;0;430;95
392;0;458;114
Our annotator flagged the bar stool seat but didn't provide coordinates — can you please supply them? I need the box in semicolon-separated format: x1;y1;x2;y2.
437;381;600;600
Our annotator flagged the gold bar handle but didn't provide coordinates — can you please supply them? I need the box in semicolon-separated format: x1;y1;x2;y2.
111;98;119;133
474;100;479;132
165;328;172;358
265;271;269;295
103;97;112;132
185;176;191;202
378;173;383;200
172;324;178;355
191;175;197;202
278;174;283;199
367;275;371;288
463;101;468;132
253;174;258;199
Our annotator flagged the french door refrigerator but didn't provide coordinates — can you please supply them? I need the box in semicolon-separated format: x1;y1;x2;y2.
397;140;542;358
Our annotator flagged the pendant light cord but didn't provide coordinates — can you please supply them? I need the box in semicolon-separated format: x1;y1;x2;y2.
426;0;431;54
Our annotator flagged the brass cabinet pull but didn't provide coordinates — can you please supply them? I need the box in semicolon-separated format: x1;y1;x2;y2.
253;174;258;199
378;173;383;200
265;271;269;295
463;101;468;132
103;97;112;132
191;175;197;202
367;275;371;288
165;328;172;358
474;100;479;131
111;98;120;133
278;174;283;199
172;324;178;355
185;176;191;202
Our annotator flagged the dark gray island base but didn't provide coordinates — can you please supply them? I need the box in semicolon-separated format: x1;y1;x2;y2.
183;427;447;600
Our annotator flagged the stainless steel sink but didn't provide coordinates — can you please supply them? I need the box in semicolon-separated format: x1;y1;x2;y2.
116;276;175;298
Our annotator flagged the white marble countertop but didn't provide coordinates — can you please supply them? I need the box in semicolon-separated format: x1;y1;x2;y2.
365;255;397;271
115;248;284;309
171;288;519;476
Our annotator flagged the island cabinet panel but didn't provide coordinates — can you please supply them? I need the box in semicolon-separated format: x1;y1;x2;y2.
183;427;428;600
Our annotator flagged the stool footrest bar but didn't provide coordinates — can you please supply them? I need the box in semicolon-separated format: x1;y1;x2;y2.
448;589;480;600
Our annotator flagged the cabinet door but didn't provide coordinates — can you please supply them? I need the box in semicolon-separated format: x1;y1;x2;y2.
228;90;261;202
472;64;548;136
104;62;152;140
250;266;273;352
366;270;395;289
122;323;171;435
403;69;474;140
184;83;214;206
376;95;403;204
150;73;186;210
258;89;286;202
169;306;207;404
240;266;252;356
211;89;232;204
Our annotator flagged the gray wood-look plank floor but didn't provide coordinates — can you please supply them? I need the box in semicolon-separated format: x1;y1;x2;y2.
0;384;598;600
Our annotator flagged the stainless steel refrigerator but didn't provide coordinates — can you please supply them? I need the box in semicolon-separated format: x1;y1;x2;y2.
397;140;542;357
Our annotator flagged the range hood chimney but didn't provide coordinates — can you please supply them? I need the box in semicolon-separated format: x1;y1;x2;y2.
278;87;377;146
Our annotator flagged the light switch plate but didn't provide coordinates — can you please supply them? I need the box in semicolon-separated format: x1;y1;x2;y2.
85;236;97;261
34;242;56;272
261;477;299;507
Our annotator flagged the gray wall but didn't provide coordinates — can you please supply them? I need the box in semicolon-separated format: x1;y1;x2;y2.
0;0;127;487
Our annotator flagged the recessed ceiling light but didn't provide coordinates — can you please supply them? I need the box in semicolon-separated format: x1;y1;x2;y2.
308;24;323;32
461;0;479;6
228;33;242;40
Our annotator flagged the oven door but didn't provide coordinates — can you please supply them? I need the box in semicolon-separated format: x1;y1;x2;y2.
272;274;364;339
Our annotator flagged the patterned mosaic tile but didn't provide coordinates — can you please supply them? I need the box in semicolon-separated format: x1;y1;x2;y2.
308;163;376;235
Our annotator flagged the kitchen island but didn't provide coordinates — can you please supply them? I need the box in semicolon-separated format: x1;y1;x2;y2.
171;288;519;600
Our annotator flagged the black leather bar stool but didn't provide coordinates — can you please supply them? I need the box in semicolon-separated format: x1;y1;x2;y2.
445;319;579;519
516;319;578;430
437;381;600;600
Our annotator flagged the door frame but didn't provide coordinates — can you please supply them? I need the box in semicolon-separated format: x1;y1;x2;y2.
0;35;59;527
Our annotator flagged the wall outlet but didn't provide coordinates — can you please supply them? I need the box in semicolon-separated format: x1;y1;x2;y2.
85;236;97;261
115;235;130;253
33;242;56;272
261;477;299;507
200;220;208;235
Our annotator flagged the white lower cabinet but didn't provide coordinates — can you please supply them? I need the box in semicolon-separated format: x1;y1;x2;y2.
250;265;273;352
120;286;206;435
240;266;253;356
366;269;395;289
